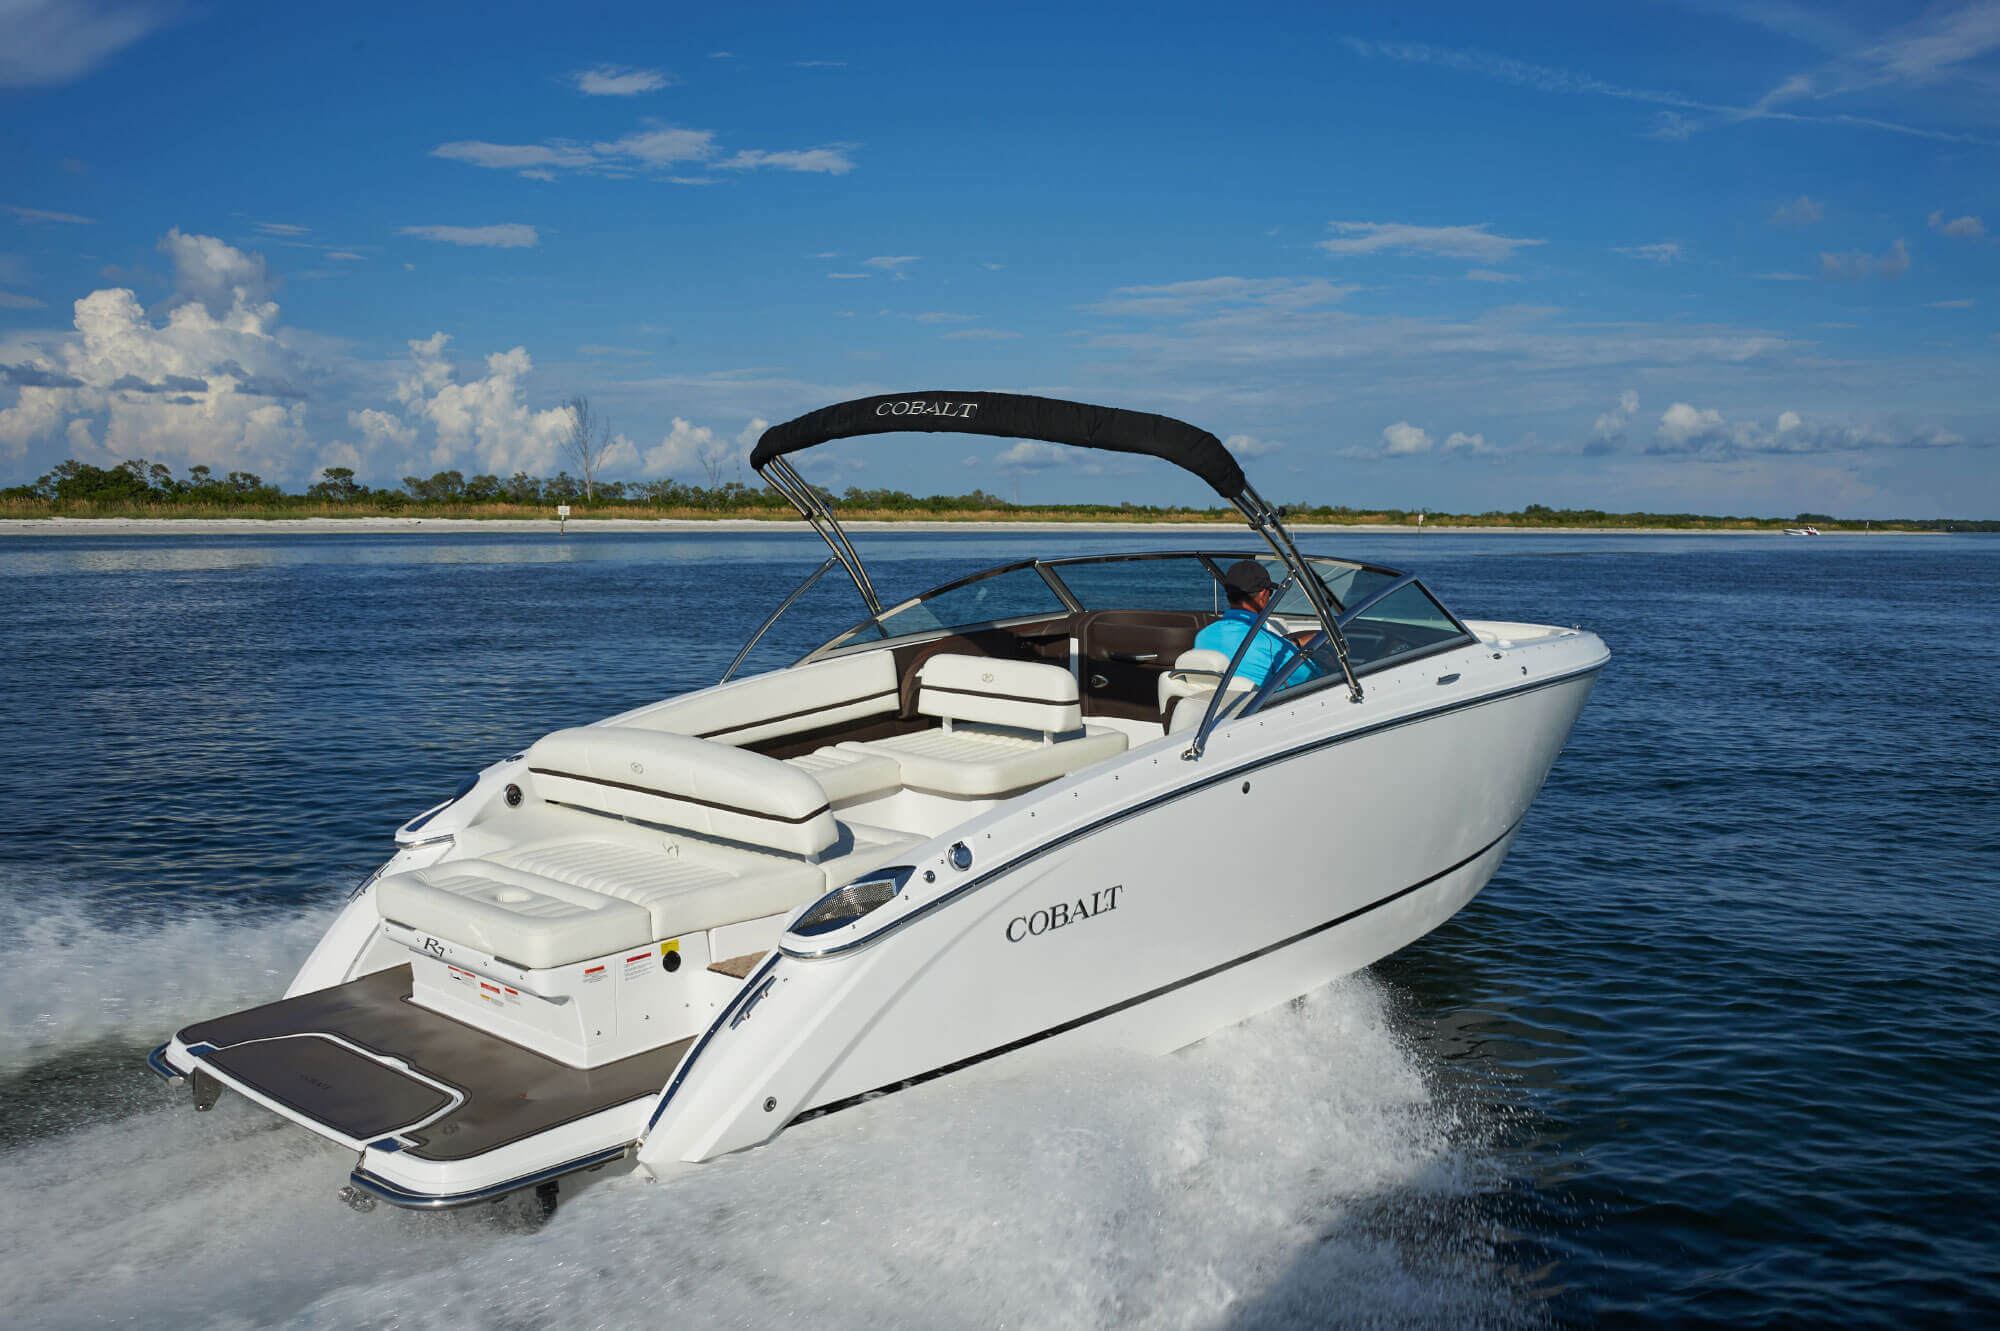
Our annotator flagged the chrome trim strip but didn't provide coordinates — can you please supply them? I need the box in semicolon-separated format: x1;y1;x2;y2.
348;1143;631;1210
782;659;1605;960
146;1042;184;1081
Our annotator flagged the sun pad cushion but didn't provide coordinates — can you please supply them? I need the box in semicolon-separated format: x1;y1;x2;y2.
376;862;653;970
785;745;904;805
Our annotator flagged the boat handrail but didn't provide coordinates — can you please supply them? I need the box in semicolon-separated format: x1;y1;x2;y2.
1181;571;1295;762
720;555;839;684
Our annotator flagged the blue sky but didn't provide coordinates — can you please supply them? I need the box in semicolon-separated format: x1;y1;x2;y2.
2;1;1996;517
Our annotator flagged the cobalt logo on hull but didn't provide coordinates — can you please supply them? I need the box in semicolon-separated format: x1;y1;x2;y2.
1006;885;1123;942
875;398;979;419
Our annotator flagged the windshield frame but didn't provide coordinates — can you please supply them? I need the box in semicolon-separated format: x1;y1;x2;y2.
796;549;1413;665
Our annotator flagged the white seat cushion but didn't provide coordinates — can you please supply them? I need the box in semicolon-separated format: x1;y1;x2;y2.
916;655;1082;734
814;820;926;888
785;745;903;805
376;862;652;970
526;727;838;857
843;724;1128;798
1160;647;1255;732
612;651;901;747
496;838;826;937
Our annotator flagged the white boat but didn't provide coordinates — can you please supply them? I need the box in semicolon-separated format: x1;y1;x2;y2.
148;391;1607;1214
1785;525;1821;535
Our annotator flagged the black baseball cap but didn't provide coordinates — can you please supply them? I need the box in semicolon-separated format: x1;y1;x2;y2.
1222;560;1275;599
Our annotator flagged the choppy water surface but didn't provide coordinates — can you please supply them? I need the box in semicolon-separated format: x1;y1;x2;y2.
1;527;1995;1328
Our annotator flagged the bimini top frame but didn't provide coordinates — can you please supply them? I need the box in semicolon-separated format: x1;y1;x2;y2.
751;391;1366;702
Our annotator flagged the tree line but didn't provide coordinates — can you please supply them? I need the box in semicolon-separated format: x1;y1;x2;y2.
4;457;1993;530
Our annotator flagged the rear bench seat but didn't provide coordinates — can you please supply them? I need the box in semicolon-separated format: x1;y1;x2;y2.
375;729;920;970
794;656;1129;800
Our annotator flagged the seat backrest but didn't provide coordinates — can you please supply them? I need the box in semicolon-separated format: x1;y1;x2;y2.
916;655;1082;735
525;727;837;857
1159;647;1256;732
609;651;899;748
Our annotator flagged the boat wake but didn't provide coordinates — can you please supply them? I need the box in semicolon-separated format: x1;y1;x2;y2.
0;888;1532;1329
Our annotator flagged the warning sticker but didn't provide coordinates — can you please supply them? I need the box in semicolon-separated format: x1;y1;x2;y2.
583;963;607;985
623;950;653;983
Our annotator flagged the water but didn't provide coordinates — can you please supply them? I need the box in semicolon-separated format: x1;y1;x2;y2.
1;527;1995;1327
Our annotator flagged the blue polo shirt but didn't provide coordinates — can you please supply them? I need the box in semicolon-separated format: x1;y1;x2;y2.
1193;608;1321;690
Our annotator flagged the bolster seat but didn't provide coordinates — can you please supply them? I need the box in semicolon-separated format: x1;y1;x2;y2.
843;656;1129;797
526;726;838;857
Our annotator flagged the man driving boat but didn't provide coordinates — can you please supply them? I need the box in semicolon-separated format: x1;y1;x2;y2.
1194;560;1324;689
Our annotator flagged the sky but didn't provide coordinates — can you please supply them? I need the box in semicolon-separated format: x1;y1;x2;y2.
2;0;1997;518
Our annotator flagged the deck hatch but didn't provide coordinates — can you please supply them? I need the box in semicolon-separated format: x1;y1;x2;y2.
204;1035;455;1142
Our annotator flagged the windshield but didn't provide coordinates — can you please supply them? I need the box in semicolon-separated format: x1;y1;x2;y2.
806;551;1411;658
1047;555;1226;612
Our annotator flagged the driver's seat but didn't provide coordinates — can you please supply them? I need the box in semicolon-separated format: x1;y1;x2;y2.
1158;648;1256;733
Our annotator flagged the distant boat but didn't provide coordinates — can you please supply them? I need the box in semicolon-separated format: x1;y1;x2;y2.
1784;525;1822;536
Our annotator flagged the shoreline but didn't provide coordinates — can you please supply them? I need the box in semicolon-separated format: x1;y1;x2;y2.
0;516;1889;537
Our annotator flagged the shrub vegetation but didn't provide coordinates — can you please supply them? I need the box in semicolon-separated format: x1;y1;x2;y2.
1;458;1989;531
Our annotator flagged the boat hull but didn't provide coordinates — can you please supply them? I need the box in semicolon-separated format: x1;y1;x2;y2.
641;658;1600;1165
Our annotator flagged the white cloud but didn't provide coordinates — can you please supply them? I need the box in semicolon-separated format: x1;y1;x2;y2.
1088;276;1358;317
1463;268;1521;283
1443;431;1499;455
1820;237;1911;280
0;234;322;471
5;204;95;224
573;65;670;95
432;122;855;180
996;439;1067;470
1591;389;1640;450
1927;209;1987;239
718;147;855;174
865;256;920;273
1222;433;1286;458
432;141;600;172
158;227;277;318
1752;271;1814;281
1770;196;1825;227
1613;242;1683;262
641;415;767;480
826;272;869;280
0;0;173;89
1650;401;1963;455
597;125;716;165
1380;421;1433;455
0;291;45;309
398;224;540;249
1342;34;2000;147
392;335;573;475
1319;221;1544;262
255;222;311;237
941;328;1021;340
1856;5;2000;83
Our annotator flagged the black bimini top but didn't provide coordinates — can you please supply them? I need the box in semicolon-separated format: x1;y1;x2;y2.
750;391;1248;500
